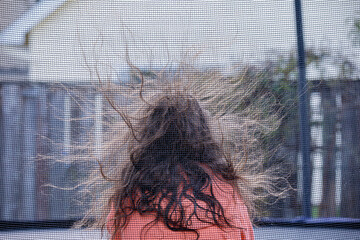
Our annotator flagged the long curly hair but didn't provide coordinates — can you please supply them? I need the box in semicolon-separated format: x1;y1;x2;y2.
73;65;289;239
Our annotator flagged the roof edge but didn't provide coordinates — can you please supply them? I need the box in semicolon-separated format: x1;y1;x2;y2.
0;0;69;46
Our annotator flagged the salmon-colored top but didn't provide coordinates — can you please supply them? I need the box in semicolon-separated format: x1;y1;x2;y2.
107;176;254;240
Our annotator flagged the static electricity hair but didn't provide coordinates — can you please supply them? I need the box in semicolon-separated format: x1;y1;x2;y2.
72;65;289;239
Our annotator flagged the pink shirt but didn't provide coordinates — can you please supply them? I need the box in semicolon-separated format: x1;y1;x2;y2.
107;177;254;240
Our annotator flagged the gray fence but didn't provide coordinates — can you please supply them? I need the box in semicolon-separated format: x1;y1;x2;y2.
0;83;97;221
0;80;360;222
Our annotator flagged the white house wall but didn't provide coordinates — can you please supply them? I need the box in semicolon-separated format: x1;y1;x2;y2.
29;0;358;83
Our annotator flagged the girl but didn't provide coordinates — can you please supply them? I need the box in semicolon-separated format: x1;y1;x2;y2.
77;67;285;240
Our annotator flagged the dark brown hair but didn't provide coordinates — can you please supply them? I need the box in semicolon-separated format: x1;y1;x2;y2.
111;90;242;238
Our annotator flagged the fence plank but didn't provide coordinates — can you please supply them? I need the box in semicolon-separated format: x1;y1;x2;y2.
36;85;50;220
48;89;70;220
22;86;38;221
340;81;360;218
1;84;23;221
319;84;337;217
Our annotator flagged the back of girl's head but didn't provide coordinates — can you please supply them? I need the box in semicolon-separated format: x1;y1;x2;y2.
74;65;290;235
130;93;220;171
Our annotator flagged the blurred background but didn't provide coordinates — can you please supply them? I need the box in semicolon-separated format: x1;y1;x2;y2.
0;0;359;236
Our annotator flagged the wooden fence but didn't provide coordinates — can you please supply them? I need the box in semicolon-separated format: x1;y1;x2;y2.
0;80;360;221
